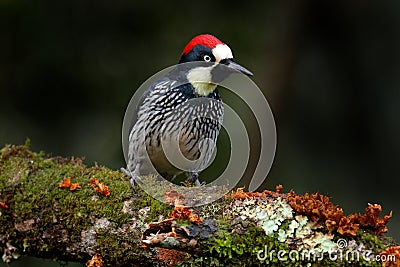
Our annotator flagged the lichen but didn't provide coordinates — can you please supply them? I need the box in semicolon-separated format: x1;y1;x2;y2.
0;142;166;265
1;242;19;263
202;223;290;266
0;143;398;267
380;246;400;267
287;191;392;236
160;237;180;248
186;218;217;239
199;188;397;266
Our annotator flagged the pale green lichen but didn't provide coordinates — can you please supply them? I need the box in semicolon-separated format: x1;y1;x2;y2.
1;142;397;267
221;196;381;266
303;232;337;253
160;237;180;248
288;218;300;235
1;242;19;263
227;197;294;236
278;228;287;242
124;205;150;232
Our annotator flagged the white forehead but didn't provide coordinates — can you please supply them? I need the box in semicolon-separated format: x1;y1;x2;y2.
212;44;233;62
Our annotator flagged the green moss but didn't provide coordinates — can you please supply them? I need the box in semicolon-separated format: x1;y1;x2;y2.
95;227;143;266
0;142;160;264
194;225;386;267
194;223;290;266
357;231;386;251
142;195;172;223
175;219;192;226
187;198;395;267
1;142;398;266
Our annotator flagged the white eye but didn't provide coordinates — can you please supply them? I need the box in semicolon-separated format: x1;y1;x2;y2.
203;55;212;62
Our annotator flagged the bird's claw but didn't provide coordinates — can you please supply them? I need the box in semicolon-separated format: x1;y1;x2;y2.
190;172;205;187
129;175;143;190
121;167;143;190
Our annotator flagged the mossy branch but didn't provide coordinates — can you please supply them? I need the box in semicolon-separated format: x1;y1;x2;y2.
0;143;398;267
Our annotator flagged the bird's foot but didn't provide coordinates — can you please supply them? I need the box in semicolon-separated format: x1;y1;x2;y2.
189;172;205;187
121;167;143;190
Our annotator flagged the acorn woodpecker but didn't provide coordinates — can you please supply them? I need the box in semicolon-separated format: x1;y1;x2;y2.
122;34;253;188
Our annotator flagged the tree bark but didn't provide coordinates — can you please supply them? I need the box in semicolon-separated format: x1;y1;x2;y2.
0;142;398;267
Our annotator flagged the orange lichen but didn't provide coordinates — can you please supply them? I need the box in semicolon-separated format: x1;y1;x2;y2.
156;247;189;266
348;203;392;235
0;201;9;209
380;246;400;267
325;219;337;232
59;177;71;188
164;185;185;205
229;187;274;199
229;185;284;200
287;191;392;236
59;177;81;191
69;183;81;191
86;254;104;267
275;184;283;194
169;206;203;224
89;178;110;197
337;216;359;236
287;191;343;223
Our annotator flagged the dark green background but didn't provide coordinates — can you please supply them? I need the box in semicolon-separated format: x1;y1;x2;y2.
1;0;399;266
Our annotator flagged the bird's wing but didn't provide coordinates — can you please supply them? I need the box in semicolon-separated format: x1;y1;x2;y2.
129;77;175;134
123;76;176;161
126;66;189;137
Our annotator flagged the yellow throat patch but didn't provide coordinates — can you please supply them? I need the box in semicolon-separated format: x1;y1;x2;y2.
187;66;217;96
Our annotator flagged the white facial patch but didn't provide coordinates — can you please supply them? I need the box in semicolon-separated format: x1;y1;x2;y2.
212;44;233;62
187;66;217;96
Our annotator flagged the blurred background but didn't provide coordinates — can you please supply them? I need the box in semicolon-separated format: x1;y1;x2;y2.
1;0;399;265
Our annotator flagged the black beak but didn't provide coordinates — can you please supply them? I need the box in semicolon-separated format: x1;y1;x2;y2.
221;58;253;76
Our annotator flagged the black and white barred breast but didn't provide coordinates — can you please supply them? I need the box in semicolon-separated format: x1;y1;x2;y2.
127;76;224;180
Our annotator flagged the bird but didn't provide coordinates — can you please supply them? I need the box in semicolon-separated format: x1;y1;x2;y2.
121;34;253;188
